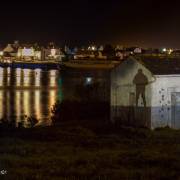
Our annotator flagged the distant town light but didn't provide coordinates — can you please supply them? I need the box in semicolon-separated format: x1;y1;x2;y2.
86;77;92;84
0;51;3;56
16;68;21;77
50;70;56;76
17;51;21;57
168;49;173;54
7;67;10;74
35;68;41;74
35;51;41;60
22;48;34;57
88;46;96;51
51;49;56;57
162;48;167;52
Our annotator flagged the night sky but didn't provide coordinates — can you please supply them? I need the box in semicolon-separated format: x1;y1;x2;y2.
1;0;180;47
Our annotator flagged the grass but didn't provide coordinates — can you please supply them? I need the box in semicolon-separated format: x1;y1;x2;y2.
0;123;180;179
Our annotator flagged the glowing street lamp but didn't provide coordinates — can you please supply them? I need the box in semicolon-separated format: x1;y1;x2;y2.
162;48;167;53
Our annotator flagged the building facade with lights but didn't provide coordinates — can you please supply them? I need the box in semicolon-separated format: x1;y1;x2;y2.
0;42;67;62
42;48;65;61
17;47;42;61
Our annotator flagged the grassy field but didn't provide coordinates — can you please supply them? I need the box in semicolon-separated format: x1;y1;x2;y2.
1;123;180;180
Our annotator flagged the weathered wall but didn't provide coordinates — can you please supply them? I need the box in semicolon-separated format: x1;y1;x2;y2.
111;58;154;127
151;75;180;129
111;58;180;129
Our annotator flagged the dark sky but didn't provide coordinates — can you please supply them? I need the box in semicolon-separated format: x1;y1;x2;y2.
1;0;180;47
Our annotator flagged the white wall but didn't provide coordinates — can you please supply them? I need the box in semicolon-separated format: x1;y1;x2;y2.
151;75;180;129
111;58;154;107
110;58;154;126
111;57;180;129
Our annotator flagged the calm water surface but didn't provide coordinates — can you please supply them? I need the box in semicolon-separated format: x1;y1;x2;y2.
0;67;60;126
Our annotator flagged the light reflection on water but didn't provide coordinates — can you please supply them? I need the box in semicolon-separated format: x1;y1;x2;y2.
0;67;59;126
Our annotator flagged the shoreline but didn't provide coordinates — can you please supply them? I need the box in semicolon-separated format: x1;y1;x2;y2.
0;60;60;69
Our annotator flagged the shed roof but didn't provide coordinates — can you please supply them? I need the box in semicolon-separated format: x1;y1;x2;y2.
137;56;180;75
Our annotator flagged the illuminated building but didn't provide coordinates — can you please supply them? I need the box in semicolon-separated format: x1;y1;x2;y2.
111;57;180;129
43;48;65;61
0;50;3;57
74;50;96;59
17;47;41;61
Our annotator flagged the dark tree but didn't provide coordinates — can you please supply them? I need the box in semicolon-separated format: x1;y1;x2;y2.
103;44;115;59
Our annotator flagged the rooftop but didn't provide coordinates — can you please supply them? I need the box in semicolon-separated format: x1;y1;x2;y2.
137;56;180;75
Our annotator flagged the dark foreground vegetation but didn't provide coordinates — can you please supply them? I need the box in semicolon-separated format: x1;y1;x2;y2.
1;122;180;180
1;101;180;179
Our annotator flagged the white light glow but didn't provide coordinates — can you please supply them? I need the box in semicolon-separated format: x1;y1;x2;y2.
17;50;21;57
49;90;56;115
0;51;3;56
50;70;56;77
16;68;21;86
163;48;167;52
51;49;56;57
22;48;34;57
168;49;173;54
16;68;21;77
35;90;41;120
86;77;92;84
23;69;31;86
24;91;30;118
7;67;10;74
35;51;41;59
16;91;21;121
35;69;41;87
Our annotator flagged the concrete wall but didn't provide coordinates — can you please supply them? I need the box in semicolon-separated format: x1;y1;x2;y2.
151;75;180;129
111;57;180;129
111;58;154;127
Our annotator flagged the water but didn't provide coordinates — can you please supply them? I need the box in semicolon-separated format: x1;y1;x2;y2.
0;67;60;126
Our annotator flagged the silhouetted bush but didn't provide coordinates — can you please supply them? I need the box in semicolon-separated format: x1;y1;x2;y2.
51;100;110;125
26;116;38;128
0;118;17;130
